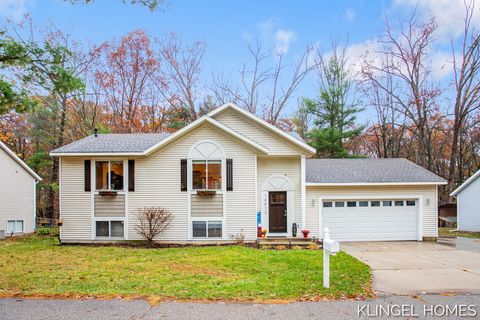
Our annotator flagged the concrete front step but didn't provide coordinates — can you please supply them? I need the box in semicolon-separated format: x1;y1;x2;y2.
257;238;322;249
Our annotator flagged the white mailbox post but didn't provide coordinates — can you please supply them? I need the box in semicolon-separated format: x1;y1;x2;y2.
323;227;339;288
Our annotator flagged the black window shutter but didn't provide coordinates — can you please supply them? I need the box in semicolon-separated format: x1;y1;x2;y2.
181;159;187;191
128;160;135;192
226;158;233;191
84;160;91;192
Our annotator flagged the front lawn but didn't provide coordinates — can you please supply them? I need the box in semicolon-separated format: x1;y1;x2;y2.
0;236;371;302
439;228;480;239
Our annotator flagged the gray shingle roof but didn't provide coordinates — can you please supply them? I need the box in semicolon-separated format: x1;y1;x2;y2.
51;133;171;154
306;158;446;184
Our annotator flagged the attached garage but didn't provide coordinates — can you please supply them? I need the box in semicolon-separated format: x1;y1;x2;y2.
305;158;447;242
321;199;419;241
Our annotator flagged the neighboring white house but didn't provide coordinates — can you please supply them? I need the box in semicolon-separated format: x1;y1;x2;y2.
0;141;42;236
50;103;446;243
451;170;480;232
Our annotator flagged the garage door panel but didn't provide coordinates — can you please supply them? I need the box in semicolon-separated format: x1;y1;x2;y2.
323;199;418;241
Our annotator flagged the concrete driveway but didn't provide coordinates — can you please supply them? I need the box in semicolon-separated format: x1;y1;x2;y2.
342;241;480;295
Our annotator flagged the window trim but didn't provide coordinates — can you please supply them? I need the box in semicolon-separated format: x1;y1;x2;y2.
191;159;223;191
94;218;126;239
94;160;125;192
7;220;24;234
190;218;224;239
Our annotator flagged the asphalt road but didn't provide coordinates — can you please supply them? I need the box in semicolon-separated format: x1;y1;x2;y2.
1;294;479;320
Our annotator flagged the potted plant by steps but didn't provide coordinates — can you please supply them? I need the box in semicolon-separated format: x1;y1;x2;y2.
260;229;267;238
302;229;310;238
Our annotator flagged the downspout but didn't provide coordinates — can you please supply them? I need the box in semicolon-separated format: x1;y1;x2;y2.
34;180;39;232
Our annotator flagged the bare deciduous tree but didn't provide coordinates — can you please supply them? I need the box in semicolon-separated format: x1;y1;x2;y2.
134;207;173;245
213;40;316;125
447;0;480;197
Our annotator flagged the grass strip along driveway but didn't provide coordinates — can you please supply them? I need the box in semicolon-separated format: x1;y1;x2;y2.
0;236;371;302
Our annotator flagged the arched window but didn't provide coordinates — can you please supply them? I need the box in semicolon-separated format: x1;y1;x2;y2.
188;141;225;190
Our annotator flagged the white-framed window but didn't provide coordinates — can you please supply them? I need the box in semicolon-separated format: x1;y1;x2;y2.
95;160;124;191
192;220;223;238
192;160;222;190
7;220;24;233
95;220;125;238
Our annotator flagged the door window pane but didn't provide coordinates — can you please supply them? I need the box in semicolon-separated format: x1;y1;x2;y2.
192;161;207;190
192;221;207;237
406;200;416;206
347;201;357;207
323;201;333;207
395;200;404;206
208;221;222;238
359;201;369;207
335;202;345;207
96;161;109;190
111;221;124;237
383;201;392;206
110;161;124;190
371;201;380;207
208;161;222;189
96;221;109;237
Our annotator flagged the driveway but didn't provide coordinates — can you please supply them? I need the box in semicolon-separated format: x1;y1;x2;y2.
342;241;480;295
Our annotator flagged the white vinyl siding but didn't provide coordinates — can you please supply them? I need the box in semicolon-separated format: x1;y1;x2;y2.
213;109;304;156
59;158;92;241
0;147;36;234
191;194;223;217
127;123;257;241
456;177;480;231
94;195;125;217
305;185;438;239
257;157;303;230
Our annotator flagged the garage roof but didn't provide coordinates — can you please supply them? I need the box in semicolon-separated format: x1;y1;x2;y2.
306;158;446;185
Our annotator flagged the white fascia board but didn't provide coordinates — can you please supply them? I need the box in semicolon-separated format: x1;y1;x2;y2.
306;181;447;187
208;103;316;155
450;169;480;197
49;152;145;157
143;116;268;156
51;115;270;158
0;141;42;181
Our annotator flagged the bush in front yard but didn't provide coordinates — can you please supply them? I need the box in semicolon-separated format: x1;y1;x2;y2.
134;207;173;245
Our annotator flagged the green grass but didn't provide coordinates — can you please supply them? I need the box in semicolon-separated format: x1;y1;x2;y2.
0;236;371;301
439;228;480;239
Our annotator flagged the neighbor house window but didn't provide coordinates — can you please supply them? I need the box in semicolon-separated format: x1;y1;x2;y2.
192;160;222;190
192;220;222;238
95;161;124;191
7;220;23;233
95;220;124;238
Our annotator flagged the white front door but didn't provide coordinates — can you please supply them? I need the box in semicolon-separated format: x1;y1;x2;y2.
322;199;418;241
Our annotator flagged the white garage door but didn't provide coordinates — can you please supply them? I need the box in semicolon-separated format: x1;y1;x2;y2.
322;199;418;241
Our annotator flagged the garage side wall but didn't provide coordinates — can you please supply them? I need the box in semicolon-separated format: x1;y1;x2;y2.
305;185;438;239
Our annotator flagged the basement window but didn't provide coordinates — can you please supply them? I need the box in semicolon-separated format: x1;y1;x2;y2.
95;220;124;238
7;220;24;233
192;220;222;238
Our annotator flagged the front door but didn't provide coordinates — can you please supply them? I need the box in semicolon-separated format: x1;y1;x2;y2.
269;191;287;233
